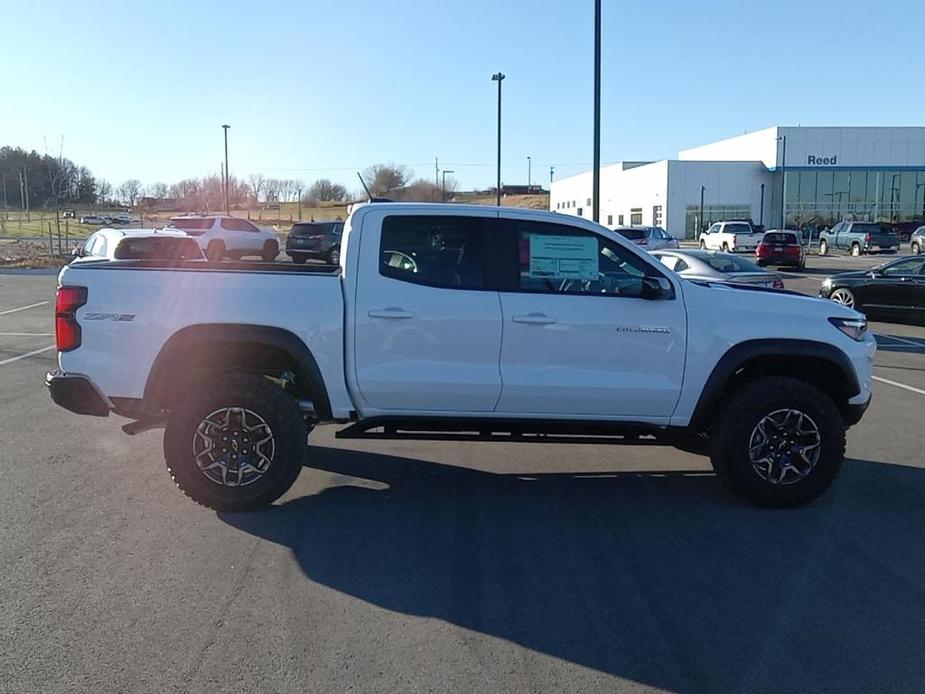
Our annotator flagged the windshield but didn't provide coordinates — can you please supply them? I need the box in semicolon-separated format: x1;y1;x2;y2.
290;222;340;238
169;218;213;230
703;254;764;273
763;232;798;244
615;228;646;240
724;223;752;234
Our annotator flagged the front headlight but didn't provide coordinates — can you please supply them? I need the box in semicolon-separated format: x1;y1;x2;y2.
821;277;833;289
829;316;868;341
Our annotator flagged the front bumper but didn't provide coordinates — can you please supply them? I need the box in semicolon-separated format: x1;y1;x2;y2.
45;369;112;417
842;396;870;426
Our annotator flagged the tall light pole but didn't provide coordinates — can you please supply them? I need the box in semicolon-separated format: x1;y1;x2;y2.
491;72;505;206
700;185;705;237
776;134;787;229
442;170;455;202
549;166;554;186
592;0;602;222
222;124;231;215
527;156;532;191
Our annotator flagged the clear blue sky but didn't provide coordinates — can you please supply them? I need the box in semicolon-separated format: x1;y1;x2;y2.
3;0;923;194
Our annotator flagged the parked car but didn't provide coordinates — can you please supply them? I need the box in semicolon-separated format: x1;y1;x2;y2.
755;230;806;270
71;229;204;263
62;210;76;219
699;221;763;252
166;215;280;261
652;249;785;289
613;226;679;251
79;215;107;225
910;226;924;255
286;221;344;264
47;202;875;512
818;221;899;256
819;255;925;320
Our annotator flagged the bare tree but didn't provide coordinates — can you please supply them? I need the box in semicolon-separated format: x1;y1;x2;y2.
149;182;169;199
117;179;143;207
306;178;348;204
96;179;112;205
364;163;409;196
248;173;266;204
264;178;281;203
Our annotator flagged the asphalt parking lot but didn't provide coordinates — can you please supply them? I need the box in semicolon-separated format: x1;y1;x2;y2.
1;259;924;693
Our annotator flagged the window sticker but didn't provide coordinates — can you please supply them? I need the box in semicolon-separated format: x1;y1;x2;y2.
526;234;598;280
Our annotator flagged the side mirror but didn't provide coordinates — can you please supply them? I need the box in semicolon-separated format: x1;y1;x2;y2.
641;276;674;300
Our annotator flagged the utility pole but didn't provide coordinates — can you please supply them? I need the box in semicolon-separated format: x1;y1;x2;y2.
491;72;505;206
1;173;7;220
442;170;455;203
592;0;602;222
220;162;225;213
527;156;532;191
550;166;554;185
23;168;30;221
435;157;439;190
700;185;705;237
759;183;765;227
297;187;302;220
777;134;788;229
222;124;231;215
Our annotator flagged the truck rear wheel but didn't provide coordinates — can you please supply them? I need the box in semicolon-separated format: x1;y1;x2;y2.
818;239;827;255
164;374;306;511
709;376;845;508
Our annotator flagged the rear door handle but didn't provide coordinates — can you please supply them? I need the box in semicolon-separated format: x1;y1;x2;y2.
512;313;557;325
368;307;415;319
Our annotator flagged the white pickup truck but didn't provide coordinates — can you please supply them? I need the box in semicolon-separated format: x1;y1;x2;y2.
47;203;875;511
699;221;763;252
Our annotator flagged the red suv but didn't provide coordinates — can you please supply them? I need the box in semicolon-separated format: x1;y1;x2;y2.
756;231;805;271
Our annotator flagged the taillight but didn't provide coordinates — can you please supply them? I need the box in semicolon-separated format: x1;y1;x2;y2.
865;233;872;242
55;286;87;352
756;244;768;256
773;278;785;289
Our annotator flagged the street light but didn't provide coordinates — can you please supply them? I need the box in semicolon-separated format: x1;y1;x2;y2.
491;72;505;206
441;170;455;203
700;185;705;237
527;156;532;192
776;134;787;228
592;0;602;222
222;124;231;215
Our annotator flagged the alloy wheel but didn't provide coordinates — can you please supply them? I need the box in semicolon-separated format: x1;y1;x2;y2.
830;288;855;308
748;409;822;485
192;407;275;487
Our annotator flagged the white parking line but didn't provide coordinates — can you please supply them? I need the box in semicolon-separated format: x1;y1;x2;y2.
875;333;925;348
0;345;56;367
0;301;49;316
0;332;54;337
872;375;925;397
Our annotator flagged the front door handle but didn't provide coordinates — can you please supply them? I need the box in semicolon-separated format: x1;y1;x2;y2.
368;307;415;319
512;313;557;325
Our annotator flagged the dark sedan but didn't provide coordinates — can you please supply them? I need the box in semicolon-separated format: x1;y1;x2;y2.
820;255;925;321
286;221;343;264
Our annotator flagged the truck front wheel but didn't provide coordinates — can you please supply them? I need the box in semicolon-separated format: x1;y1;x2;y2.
709;376;845;507
164;374;307;511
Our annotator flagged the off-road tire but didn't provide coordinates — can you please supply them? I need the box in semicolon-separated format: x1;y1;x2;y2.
709;376;845;508
164;374;306;512
818;239;828;256
261;240;279;262
850;243;861;257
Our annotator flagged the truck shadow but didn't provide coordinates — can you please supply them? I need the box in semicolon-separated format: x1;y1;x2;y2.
220;447;925;692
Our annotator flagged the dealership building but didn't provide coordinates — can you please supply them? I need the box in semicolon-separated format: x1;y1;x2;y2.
549;126;925;238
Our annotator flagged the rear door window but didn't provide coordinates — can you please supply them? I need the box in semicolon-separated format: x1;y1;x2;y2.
221;217;259;232
379;215;492;290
